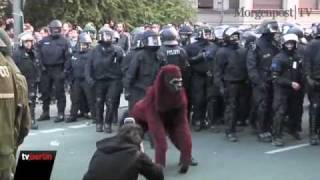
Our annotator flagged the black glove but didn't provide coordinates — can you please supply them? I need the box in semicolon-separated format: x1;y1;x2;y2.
124;89;130;100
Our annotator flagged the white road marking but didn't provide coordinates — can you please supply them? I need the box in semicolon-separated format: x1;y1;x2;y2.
265;143;310;154
50;140;60;146
68;123;93;129
40;128;65;134
28;132;38;136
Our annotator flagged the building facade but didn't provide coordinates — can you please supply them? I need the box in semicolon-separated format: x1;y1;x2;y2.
194;0;320;26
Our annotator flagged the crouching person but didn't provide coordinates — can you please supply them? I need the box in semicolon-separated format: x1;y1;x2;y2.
83;122;164;180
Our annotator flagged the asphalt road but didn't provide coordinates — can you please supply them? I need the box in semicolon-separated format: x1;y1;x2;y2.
18;95;320;180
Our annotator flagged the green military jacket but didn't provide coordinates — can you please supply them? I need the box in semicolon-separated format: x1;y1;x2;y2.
0;52;31;170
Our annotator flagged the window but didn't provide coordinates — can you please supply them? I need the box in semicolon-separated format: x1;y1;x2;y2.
198;0;213;8
253;0;282;9
300;0;319;9
229;0;239;9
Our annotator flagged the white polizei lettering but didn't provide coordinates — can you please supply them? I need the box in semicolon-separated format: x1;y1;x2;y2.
0;66;10;77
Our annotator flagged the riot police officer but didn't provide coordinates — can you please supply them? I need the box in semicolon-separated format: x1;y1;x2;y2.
157;27;191;118
304;23;320;145
247;20;280;142
285;26;307;133
214;27;248;142
271;33;303;146
241;31;258;129
13;31;40;129
179;24;193;47
65;33;96;123
37;19;72;122
123;30;162;110
122;29;145;103
185;25;219;131
85;27;124;133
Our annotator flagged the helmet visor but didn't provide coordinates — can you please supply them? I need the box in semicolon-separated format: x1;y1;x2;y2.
147;36;161;46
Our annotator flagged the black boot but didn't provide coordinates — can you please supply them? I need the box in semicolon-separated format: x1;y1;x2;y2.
65;116;77;123
309;106;319;145
54;113;64;123
31;119;38;130
179;164;189;174
193;120;202;132
226;133;238;142
272;137;284;147
104;123;112;134
96;123;103;132
310;135;320;145
37;111;50;121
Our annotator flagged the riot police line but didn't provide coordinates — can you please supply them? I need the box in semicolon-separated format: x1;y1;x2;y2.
9;19;320;148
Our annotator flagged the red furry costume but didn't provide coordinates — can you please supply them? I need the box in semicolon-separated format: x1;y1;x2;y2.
130;64;192;167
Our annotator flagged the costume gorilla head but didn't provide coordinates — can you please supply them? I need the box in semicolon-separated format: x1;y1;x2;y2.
151;64;187;112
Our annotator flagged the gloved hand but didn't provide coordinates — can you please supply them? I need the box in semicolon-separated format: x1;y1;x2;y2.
206;70;213;77
124;89;130;100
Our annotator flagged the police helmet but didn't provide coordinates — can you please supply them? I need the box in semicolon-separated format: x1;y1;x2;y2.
241;31;257;48
195;25;214;40
49;19;62;36
257;20;279;34
78;33;92;52
286;26;304;39
179;24;193;36
142;30;161;47
131;27;145;49
98;27;115;43
78;33;92;44
281;33;298;48
160;27;179;46
223;27;240;44
18;31;34;47
313;23;320;38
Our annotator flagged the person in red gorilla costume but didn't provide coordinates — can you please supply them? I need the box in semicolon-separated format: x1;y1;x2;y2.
130;64;197;174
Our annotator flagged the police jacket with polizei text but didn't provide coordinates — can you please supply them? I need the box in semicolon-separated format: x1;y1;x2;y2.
123;49;161;91
247;35;280;85
86;44;124;81
157;45;190;72
214;45;248;87
303;38;320;79
65;50;90;80
37;35;72;66
13;47;40;85
271;50;303;87
186;39;218;75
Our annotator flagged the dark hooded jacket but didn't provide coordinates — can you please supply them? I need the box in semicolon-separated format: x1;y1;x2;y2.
83;136;163;180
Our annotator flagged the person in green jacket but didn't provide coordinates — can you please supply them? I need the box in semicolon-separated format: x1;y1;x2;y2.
0;28;31;180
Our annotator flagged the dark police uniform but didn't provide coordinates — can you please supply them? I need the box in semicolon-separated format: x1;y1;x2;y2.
85;43;124;131
38;35;72;121
271;50;303;141
13;47;40;126
65;50;96;122
186;39;219;130
247;34;279;138
123;49;161;111
215;45;248;137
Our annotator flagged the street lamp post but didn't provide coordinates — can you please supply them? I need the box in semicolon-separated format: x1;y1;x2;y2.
12;0;24;43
